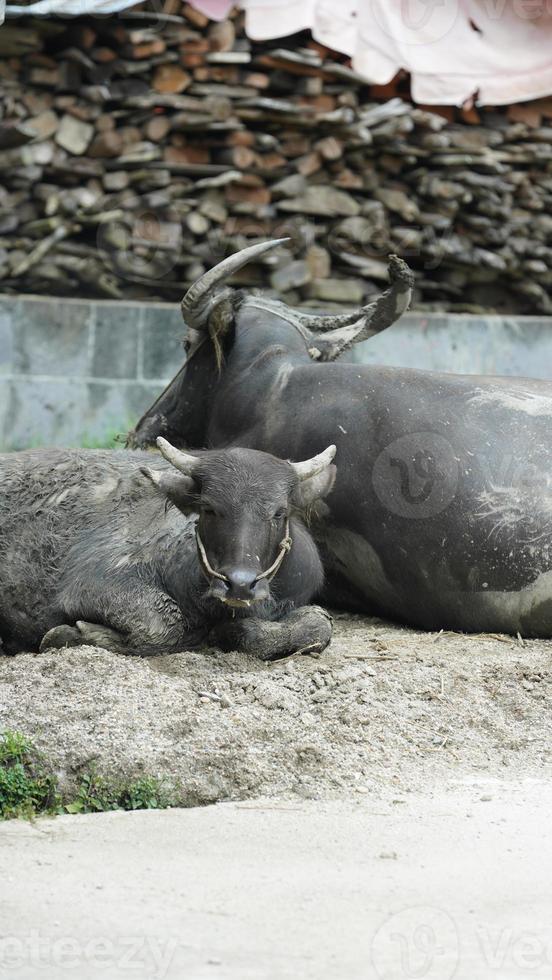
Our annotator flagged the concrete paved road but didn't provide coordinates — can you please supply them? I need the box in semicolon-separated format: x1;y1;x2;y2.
1;779;551;980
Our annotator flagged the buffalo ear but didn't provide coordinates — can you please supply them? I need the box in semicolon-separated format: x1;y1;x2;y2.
140;466;199;513
292;463;336;510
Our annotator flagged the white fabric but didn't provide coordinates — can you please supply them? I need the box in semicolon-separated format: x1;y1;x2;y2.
3;0;552;105
244;0;552;105
6;0;136;13
3;0;234;18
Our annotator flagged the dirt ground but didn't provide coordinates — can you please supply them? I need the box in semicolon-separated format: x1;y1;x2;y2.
1;612;551;804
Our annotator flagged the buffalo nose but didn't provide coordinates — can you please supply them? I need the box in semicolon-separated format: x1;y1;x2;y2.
226;568;258;601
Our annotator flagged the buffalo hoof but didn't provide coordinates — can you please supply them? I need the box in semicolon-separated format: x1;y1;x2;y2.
40;621;128;654
261;606;333;662
74;620;129;654
40;624;84;652
208;605;333;661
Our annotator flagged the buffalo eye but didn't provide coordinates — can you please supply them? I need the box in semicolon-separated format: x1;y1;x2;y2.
272;508;287;522
201;506;218;518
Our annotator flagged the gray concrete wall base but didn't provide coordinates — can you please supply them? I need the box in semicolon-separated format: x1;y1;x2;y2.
0;294;182;450
352;311;552;377
1;294;552;449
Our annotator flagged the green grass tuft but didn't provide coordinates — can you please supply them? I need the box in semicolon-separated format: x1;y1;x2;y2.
1;422;131;453
0;730;60;819
78;427;127;450
0;730;173;820
64;771;171;815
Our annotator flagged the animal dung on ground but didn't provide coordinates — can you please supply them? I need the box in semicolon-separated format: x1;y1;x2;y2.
0;8;551;313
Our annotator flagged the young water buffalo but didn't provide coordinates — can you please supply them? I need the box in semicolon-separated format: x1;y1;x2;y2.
0;439;335;658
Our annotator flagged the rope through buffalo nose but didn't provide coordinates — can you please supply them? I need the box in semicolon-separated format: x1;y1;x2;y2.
255;519;292;583
195;519;292;585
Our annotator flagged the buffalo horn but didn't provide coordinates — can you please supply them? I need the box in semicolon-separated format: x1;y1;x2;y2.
181;238;289;329
156;437;199;475
291;444;336;482
288;255;414;336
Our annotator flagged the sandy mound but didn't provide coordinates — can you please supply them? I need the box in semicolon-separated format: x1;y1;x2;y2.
1;613;551;805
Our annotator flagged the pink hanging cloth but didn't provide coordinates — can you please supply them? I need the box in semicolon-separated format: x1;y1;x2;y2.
186;0;234;19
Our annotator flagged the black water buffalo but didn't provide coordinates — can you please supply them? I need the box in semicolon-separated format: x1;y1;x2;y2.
0;438;335;657
130;239;552;637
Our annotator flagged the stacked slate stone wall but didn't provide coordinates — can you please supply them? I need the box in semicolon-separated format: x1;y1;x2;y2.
1;6;551;313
